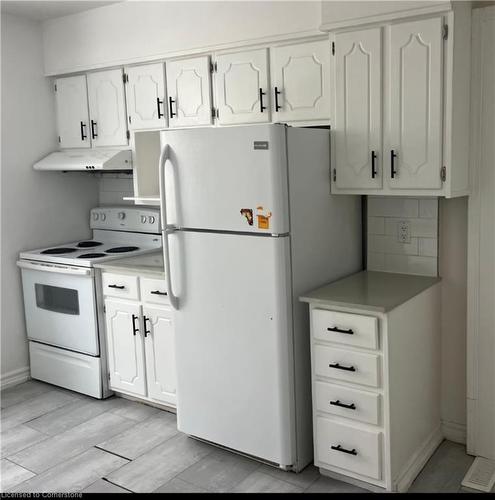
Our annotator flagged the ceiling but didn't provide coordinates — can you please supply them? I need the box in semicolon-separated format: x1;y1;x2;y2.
1;0;122;22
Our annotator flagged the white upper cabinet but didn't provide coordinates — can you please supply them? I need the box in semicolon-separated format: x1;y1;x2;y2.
143;306;176;406
87;68;128;147
214;48;270;125
334;28;382;190
125;63;167;130
166;56;213;128
55;75;91;149
331;5;471;197
386;17;443;191
270;40;331;123
105;299;147;397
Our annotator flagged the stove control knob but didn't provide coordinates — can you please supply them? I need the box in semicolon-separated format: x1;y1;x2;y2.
93;213;99;221
141;215;147;223
100;213;106;221
118;212;126;220
149;216;155;224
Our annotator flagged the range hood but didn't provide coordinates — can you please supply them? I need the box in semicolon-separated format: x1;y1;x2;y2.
33;149;132;171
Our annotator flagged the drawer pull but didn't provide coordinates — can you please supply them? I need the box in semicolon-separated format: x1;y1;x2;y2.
330;399;356;410
327;326;354;335
331;444;357;456
108;284;125;290
150;290;168;296
329;362;356;372
131;314;139;336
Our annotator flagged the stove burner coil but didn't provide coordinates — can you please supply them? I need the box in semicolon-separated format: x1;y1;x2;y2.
105;246;139;253
77;241;103;248
41;247;77;255
78;253;107;259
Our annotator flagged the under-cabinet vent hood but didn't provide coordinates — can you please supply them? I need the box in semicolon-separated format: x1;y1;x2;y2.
33;149;132;171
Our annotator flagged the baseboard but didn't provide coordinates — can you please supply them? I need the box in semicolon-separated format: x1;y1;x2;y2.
395;425;444;493
442;420;467;445
0;367;30;390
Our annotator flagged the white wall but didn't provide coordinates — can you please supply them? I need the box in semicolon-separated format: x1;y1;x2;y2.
42;0;321;75
1;13;99;385
98;175;134;205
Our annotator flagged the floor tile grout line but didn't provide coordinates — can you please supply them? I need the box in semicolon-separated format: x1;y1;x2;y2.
100;477;135;493
3;456;39;476
94;445;132;462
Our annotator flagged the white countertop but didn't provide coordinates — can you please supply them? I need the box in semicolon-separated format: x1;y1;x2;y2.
94;251;164;276
300;270;441;313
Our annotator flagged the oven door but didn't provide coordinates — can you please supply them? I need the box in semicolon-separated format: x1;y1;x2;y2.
18;260;99;356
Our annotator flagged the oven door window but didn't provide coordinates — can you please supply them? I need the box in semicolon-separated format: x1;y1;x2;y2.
35;284;80;315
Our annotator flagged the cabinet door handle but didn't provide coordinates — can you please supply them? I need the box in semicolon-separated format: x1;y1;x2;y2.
274;86;282;112
90;120;98;139
80;121;87;141
108;284;125;290
157;98;164;119
169;96;176;118
327;326;354;335
330;399;356;410
331;444;358;456
150;290;167;296
259;88;266;113
143;316;151;337
371;150;377;178
390;149;398;178
131;314;139;336
329;362;356;372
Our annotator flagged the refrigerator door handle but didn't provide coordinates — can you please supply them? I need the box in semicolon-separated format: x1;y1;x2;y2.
159;143;180;310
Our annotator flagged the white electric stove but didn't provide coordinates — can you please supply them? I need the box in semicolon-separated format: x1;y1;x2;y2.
17;206;162;398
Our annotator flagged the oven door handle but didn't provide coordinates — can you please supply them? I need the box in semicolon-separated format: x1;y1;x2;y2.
16;260;93;276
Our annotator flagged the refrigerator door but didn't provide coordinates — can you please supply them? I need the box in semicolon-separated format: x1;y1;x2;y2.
160;124;289;234
170;229;296;466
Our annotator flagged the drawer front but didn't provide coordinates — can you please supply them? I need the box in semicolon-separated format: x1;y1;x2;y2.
316;417;382;480
313;309;378;350
314;345;380;387
315;381;381;425
102;272;139;300
140;277;169;305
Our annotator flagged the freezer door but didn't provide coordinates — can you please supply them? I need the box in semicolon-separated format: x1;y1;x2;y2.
170;230;296;466
160;124;289;234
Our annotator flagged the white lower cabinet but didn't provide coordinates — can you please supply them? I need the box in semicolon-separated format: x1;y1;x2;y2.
105;299;147;397
305;283;441;492
103;271;176;408
143;306;176;406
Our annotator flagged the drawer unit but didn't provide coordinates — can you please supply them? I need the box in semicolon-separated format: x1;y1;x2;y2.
315;381;381;426
315;417;382;480
313;309;378;350
314;344;381;388
102;272;139;300
140;276;169;306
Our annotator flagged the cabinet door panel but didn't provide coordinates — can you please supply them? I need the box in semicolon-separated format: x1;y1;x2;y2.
143;306;176;406
215;48;270;125
271;40;330;122
55;75;90;149
87;69;128;147
387;17;443;190
334;28;382;189
166;56;213;127
105;300;146;397
126;63;167;130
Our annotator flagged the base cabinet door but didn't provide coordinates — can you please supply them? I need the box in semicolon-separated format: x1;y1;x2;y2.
55;75;91;149
126;63;167;130
215;48;270;125
270;40;330;122
166;56;213;128
143;305;176;405
87;68;128;147
105;299;146;397
386;17;443;190
334;27;382;190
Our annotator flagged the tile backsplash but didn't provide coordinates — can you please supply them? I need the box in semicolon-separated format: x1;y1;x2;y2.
367;196;438;277
98;174;134;206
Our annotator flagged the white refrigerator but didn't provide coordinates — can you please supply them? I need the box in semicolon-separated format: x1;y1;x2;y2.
159;124;362;471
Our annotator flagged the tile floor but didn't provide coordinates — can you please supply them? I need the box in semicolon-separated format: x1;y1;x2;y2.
0;380;482;493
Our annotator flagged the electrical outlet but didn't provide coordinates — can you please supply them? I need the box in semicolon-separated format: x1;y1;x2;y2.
398;220;411;243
